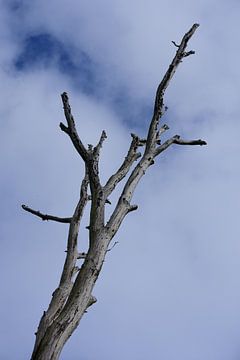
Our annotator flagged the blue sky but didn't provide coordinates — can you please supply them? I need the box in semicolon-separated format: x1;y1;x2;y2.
11;11;152;128
14;33;97;94
1;1;240;360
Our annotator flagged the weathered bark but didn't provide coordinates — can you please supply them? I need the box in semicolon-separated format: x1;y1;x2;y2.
31;233;109;360
22;24;207;360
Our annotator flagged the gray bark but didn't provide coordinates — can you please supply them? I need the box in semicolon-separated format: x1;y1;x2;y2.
22;24;206;360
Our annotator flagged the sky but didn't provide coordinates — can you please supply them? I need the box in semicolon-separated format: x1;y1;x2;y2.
1;1;240;359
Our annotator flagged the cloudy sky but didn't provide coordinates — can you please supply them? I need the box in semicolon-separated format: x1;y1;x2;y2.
1;1;240;359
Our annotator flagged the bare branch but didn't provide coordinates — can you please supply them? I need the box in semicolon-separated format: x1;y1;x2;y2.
155;135;207;156
154;135;180;156
87;130;107;190
86;133;108;237
104;133;142;197
59;122;69;134
107;128;206;238
60;92;89;162
93;130;107;158
105;24;204;242
145;23;199;154
49;167;88;277
156;23;199;101
172;40;180;48
106;241;119;252
21;205;72;223
173;138;207;146
32;169;89;354
105;158;148;238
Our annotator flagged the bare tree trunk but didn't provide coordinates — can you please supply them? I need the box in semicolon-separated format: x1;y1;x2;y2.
31;236;109;360
22;24;206;360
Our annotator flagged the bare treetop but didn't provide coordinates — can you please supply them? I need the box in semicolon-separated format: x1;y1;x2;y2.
22;24;206;360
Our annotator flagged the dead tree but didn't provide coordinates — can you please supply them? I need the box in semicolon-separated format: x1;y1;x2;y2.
22;24;206;360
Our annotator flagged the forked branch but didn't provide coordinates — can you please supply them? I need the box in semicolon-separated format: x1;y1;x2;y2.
60;92;89;162
106;24;205;237
145;23;199;154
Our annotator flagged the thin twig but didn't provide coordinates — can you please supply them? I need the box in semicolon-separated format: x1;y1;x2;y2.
21;205;72;223
172;40;180;47
107;241;119;252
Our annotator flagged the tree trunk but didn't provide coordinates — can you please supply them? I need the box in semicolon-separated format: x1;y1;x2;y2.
31;234;110;360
